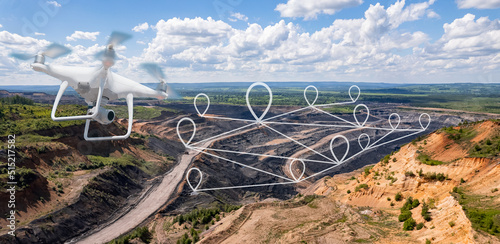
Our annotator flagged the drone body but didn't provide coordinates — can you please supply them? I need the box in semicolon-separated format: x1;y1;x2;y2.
11;32;172;141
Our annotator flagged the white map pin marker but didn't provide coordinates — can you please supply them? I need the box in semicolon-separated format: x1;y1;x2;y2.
289;159;305;182
303;85;318;107
353;104;370;127
246;82;273;123
330;135;350;163
176;117;196;147
349;85;361;102
186;167;203;192
194;93;210;117
419;113;431;130
388;113;401;130
358;133;370;150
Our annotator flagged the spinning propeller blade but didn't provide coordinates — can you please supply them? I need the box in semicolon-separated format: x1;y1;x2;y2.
141;63;166;81
165;84;182;100
97;31;132;67
108;31;132;47
141;63;182;99
9;53;34;60
94;50;105;60
42;43;71;59
9;43;71;61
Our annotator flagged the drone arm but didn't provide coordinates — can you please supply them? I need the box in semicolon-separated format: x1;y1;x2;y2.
84;93;134;141
51;80;104;121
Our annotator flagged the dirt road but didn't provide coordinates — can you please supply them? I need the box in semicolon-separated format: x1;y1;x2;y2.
72;121;261;243
73;140;212;244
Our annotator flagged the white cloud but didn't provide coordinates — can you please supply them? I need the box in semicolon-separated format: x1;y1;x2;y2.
47;1;61;8
275;0;363;20
229;12;248;22
0;24;3;28
141;17;233;63
426;10;440;19
386;0;436;28
456;0;500;9
1;1;499;85
0;31;51;83
34;32;45;36
423;14;500;58
137;1;433;76
131;1;499;83
132;22;149;33
66;31;100;41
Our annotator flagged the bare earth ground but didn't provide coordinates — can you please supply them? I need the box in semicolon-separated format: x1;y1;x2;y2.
194;121;500;244
74;140;212;243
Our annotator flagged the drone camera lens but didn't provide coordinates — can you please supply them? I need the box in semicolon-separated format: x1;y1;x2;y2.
108;110;115;121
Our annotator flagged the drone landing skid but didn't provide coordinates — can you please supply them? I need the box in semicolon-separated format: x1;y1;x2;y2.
84;93;134;141
52;80;134;141
51;80;104;121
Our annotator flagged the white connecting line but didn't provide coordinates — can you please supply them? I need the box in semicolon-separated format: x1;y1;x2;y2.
176;82;431;192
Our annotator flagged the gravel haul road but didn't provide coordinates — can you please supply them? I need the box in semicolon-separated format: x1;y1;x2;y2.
73;141;211;244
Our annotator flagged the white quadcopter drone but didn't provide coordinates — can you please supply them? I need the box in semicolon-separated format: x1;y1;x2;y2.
10;32;175;141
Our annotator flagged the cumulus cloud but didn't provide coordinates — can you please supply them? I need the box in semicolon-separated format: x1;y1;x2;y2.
423;14;500;59
141;17;233;62
0;24;3;28
275;0;363;20
35;32;45;36
66;31;100;41
2;0;499;85
229;12;248;22
426;10;440;19
47;1;61;7
136;1;436;76
456;0;500;9
132;22;149;32
386;0;436;27
132;0;498;83
0;31;51;82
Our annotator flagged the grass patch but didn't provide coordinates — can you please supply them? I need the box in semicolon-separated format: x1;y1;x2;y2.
439;126;476;142
0;103;87;136
452;187;500;236
108;226;153;244
422;172;448;181
300;194;322;205
364;166;374;177
0;167;37;191
355;184;369;192
105;105;177;120
416;153;445;166
469;135;500;158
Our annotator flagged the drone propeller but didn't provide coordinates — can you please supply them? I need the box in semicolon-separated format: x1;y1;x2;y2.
42;43;72;58
141;63;181;99
10;53;33;60
141;63;166;81
10;43;71;62
108;31;132;47
96;31;132;67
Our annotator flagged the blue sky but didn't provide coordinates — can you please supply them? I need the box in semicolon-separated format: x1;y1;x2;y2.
0;0;499;85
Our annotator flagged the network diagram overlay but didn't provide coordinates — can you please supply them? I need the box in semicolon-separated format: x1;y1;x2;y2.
176;82;431;193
